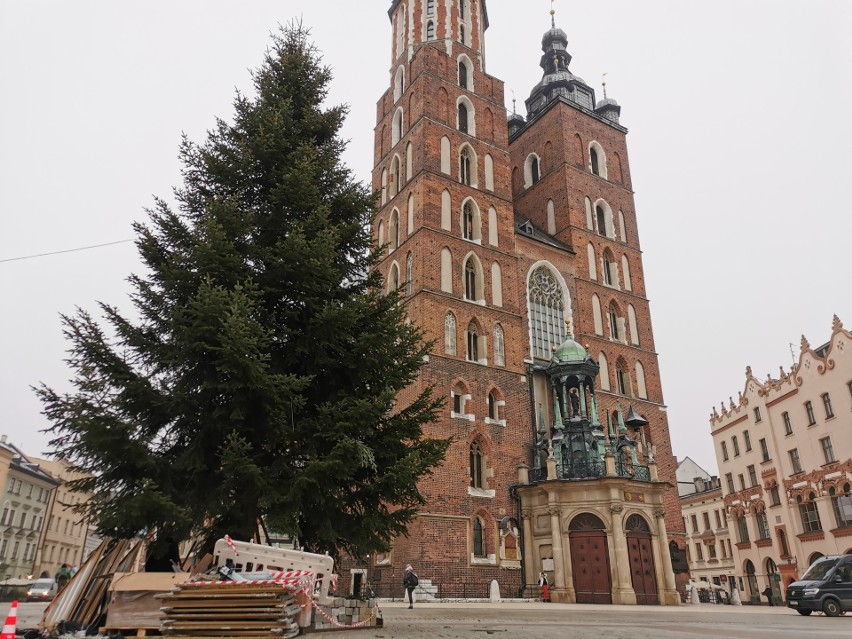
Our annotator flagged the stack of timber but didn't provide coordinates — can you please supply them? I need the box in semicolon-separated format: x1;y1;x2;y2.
158;583;304;639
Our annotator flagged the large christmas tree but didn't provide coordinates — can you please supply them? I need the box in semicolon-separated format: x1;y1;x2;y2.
37;24;448;560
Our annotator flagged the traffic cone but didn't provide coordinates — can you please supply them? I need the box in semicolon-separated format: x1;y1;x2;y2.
0;600;17;639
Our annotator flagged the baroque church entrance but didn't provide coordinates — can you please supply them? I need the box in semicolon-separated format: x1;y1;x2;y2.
569;514;612;604
626;514;658;605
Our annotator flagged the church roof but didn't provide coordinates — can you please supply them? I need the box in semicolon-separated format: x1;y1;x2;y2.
513;213;574;253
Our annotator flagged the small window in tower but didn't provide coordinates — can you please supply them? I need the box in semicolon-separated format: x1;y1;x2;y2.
460;149;471;185
466;322;479;361
406;252;413;296
460;25;465;45
463;202;474;240
465;260;477;300
459;0;466;20
531;157;540;184
590;147;600;175
427;0;435;16
603;252;614;286
458;102;469;134
459;61;468;89
426;20;435;41
596;205;606;236
470;443;483;489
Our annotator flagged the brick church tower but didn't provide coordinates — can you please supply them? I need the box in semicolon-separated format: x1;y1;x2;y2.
368;1;685;602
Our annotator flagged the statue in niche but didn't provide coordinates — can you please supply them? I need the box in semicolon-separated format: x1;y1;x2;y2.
569;388;580;418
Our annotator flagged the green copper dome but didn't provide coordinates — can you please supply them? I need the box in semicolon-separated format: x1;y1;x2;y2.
552;334;587;363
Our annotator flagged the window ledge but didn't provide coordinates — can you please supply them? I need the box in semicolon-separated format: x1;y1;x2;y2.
451;412;475;422
468;487;496;498
485;417;506;427
796;530;825;543
755;538;773;548
760;458;773;464
470;554;497;566
829;526;852;539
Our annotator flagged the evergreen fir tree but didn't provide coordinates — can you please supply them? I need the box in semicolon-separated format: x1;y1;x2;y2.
36;24;448;559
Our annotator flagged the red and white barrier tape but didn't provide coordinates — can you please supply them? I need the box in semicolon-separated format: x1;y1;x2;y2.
223;535;239;556
184;577;312;587
297;589;378;629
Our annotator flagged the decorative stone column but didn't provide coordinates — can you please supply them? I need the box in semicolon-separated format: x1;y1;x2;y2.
653;507;680;605
521;508;536;590
609;503;636;604
548;504;570;602
517;462;529;485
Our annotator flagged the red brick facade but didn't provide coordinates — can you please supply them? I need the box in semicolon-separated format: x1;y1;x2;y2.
350;0;684;600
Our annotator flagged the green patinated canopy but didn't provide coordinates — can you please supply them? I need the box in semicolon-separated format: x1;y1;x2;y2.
552;334;588;364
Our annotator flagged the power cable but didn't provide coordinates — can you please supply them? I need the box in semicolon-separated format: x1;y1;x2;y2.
0;239;135;264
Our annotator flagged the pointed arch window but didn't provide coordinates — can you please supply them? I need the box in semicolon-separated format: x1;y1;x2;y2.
616;360;630;396
494;324;505;366
603;251;614;285
389;209;400;251
463;201;474;240
470;442;484;489
406;252;413;295
458;102;469;134
529;266;565;359
426;20;435;41
596;205;606;236
590;147;600;175
472;517;484;556
460;148;471;185
531;157;540;183
459;24;465;45
488;391;498;420
465;259;477;300
444;312;457;355
458;61;468;90
466;321;479;361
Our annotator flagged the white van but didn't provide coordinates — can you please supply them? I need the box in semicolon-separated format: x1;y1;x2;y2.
26;578;58;602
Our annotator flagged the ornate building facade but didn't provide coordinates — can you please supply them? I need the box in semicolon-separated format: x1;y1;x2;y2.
365;1;684;603
710;316;852;602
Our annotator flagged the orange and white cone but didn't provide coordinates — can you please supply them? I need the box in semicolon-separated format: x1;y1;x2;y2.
0;600;17;639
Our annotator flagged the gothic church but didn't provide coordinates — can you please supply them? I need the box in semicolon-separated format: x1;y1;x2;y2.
367;0;685;604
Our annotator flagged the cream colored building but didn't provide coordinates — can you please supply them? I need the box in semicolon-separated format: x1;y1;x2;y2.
710;315;852;603
32;456;92;575
677;458;735;591
0;436;58;579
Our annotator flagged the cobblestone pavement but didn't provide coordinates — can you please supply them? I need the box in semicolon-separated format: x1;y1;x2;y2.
14;600;851;639
320;601;849;639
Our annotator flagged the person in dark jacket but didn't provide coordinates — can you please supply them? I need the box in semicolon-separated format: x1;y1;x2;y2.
762;585;775;606
402;564;418;609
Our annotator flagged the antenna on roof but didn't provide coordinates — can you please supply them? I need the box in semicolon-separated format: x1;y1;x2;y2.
550;0;556;27
789;342;796;365
511;90;517;114
602;72;608;100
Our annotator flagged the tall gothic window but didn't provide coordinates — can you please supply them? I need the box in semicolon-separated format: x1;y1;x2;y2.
458;102;469;134
493;324;505;366
531;156;540;183
459;24;465;45
596;205;606;236
459;0;466;20
528;266;565;359
466;321;479;361
465;259;477;300
458;61;468;89
470;442;483;488
463;202;474;239
472;518;484;557
616;360;629;395
406;252;413;295
460;149;471;185
603;252;614;285
590;146;600;175
426;20;435;41
444;313;457;355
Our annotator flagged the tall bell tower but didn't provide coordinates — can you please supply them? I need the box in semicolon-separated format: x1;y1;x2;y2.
370;0;529;596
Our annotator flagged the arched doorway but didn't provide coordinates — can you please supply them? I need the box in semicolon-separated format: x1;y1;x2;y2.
808;552;824;567
744;560;758;600
626;514;658;605
765;558;780;602
569;513;612;604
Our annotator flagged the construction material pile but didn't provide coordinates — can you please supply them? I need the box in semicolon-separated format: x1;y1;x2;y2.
158;582;304;639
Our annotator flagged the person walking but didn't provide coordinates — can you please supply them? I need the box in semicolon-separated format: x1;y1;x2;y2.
762;585;775;606
538;572;550;602
55;564;72;590
403;564;418;609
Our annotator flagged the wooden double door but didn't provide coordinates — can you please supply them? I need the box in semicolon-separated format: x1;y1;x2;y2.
570;522;612;604
626;515;659;605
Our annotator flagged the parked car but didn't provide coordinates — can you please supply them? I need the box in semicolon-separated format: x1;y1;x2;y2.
786;554;852;616
26;578;58;602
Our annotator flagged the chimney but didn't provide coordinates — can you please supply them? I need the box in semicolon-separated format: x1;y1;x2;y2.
0;435;6;444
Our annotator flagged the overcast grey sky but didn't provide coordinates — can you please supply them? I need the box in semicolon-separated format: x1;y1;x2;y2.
1;1;850;474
